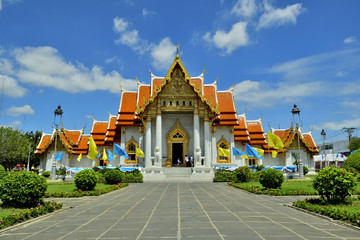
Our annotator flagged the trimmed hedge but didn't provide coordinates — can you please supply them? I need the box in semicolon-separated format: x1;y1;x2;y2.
233;166;251;183
104;169;123;184
0;165;7;180
259;168;284;189
0;201;62;229
74;169;98;191
293;198;360;227
0;171;47;207
344;150;360;172
45;183;128;198
313;167;356;203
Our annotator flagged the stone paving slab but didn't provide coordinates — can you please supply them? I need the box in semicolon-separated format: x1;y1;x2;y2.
0;182;359;239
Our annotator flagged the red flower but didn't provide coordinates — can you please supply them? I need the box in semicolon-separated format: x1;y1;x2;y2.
342;172;345;175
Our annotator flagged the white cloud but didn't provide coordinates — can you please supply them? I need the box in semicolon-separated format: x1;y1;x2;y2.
113;17;151;55
316;118;360;131
0;0;2;11
6;104;34;116
257;3;305;30
335;71;344;77
0;58;14;75
233;80;323;107
142;8;156;17
150;38;176;70
14;46;137;93
203;21;249;54
11;120;22;128
231;0;257;18
0;74;27;97
105;56;121;64
113;17;128;33
344;36;357;44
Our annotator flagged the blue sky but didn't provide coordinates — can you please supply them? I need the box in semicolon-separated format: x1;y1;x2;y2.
1;0;360;144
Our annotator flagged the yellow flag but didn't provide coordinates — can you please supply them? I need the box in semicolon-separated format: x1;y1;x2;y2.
218;147;230;157
267;131;284;150
272;151;278;158
77;153;82;162
136;148;145;157
87;136;98;160
254;148;264;157
102;148;108;161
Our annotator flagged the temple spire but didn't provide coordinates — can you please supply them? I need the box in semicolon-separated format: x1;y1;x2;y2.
176;41;179;59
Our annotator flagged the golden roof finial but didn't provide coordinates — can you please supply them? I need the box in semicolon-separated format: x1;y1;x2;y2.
268;122;272;132
149;66;152;74
136;75;140;87
202;65;205;75
176;41;179;59
215;74;218;85
244;107;247;115
119;81;123;94
107;109;111;118
231;80;235;93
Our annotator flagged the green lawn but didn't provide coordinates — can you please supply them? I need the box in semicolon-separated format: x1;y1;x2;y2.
46;183;117;193
0;208;23;218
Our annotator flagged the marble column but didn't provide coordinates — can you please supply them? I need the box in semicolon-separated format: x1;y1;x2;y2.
193;100;200;164
156;101;162;163
211;128;217;166
120;128;126;166
204;112;211;167
145;113;152;168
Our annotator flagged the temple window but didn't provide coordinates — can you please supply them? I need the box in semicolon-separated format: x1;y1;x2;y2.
170;101;172;106
248;158;257;166
173;132;183;138
125;138;138;164
163;101;166;107
176;101;179;106
189;101;192;106
217;138;230;163
183;101;185;106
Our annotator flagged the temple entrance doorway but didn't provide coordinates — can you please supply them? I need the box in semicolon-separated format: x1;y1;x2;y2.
172;143;183;166
166;120;189;167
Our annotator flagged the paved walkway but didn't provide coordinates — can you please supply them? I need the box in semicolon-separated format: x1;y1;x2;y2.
0;183;359;240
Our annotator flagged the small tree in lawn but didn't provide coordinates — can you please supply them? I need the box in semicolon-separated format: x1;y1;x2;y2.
291;152;300;172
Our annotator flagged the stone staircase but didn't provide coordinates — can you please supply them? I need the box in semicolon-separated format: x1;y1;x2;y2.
142;167;213;182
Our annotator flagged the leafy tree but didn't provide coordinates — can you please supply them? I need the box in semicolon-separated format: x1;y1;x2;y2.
26;130;42;170
0;127;30;170
291;152;300;171
348;137;360;152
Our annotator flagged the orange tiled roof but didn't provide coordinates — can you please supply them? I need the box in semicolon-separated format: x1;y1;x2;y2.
192;78;202;94
214;92;238;126
203;85;217;107
152;79;164;95
91;121;109;146
35;128;87;155
138;86;151;107
116;92;141;127
247;120;266;145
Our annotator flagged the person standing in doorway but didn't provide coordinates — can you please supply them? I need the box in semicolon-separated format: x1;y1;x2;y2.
190;155;194;167
177;158;181;167
185;155;189;167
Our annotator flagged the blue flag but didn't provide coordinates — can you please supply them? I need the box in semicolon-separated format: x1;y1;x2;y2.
232;147;245;156
114;144;129;159
107;149;115;162
245;143;260;159
55;152;63;160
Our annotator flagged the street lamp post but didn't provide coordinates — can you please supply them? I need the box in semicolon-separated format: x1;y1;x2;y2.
51;105;63;180
27;131;34;172
291;104;304;178
321;129;326;169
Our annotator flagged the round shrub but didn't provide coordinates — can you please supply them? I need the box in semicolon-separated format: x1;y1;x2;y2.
344;150;360;172
0;171;47;207
42;170;51;178
233;166;251;183
74;169;98;191
313;166;356;203
259;168;284;189
0;165;7;180
104;169;123;184
303;166;309;176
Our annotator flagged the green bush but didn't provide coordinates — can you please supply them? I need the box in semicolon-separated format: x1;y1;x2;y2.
259;168;284;189
313;166;356;203
0;165;7;180
303;166;309;176
42;171;51;178
74;169;98;191
96;172;106;183
344;150;360;172
344;166;360;181
233;166;251;183
92;166;100;172
254;165;265;172
104;169;123;184
249;171;261;182
0;171;47;207
122;171;143;183
56;166;66;175
213;169;234;182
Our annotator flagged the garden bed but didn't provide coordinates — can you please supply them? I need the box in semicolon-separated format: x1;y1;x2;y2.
45;183;128;197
